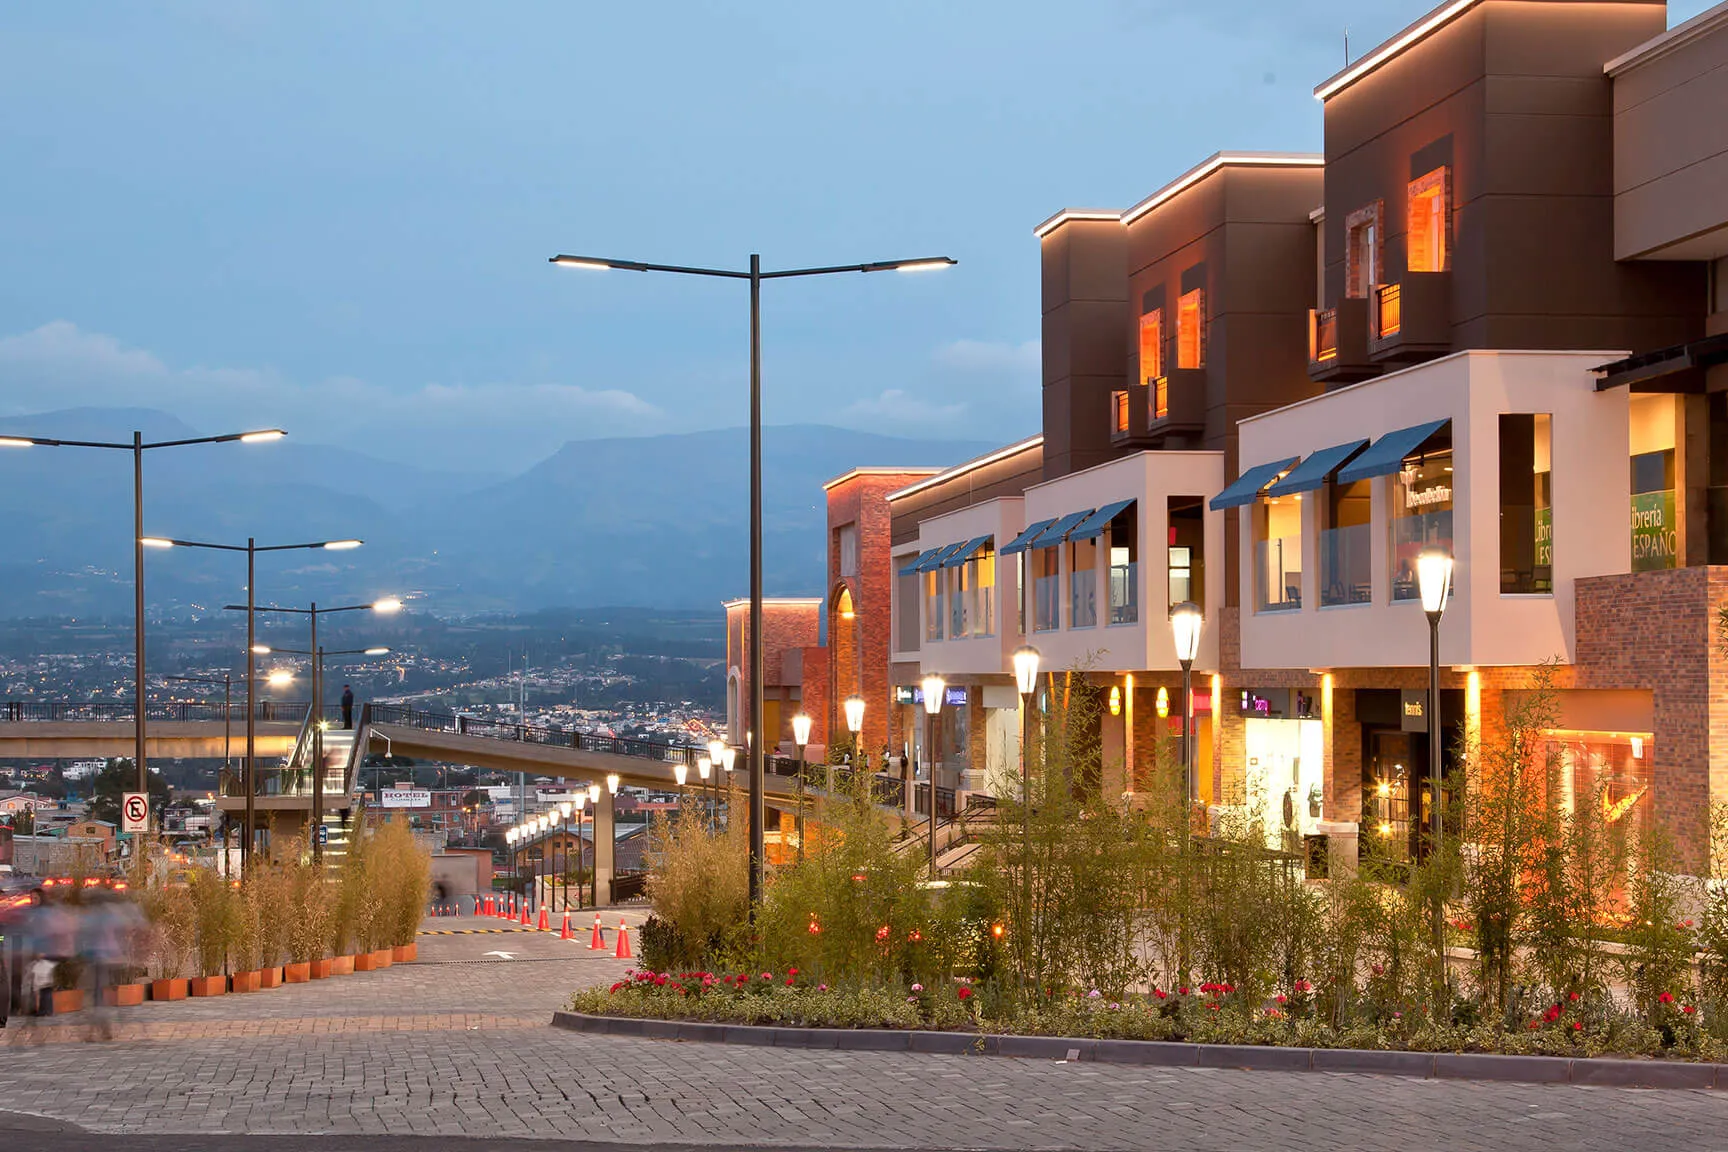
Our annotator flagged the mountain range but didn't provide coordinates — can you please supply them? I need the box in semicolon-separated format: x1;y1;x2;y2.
0;407;995;618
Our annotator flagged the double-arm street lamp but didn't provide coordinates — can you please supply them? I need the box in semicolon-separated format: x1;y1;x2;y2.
550;249;956;909
0;426;285;794
143;534;362;868
233;597;402;861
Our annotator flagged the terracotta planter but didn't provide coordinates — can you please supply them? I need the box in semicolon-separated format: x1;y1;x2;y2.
354;951;378;972
102;983;146;1007
190;975;228;997
310;958;333;979
330;955;354;976
285;962;312;984
260;967;283;989
374;948;394;969
391;943;417;963
151;978;189;1002
231;970;261;994
50;989;84;1015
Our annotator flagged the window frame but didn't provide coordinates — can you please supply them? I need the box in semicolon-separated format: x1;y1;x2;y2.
1176;288;1205;370
1406;167;1449;275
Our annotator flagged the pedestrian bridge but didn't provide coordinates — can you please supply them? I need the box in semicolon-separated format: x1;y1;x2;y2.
0;701;304;760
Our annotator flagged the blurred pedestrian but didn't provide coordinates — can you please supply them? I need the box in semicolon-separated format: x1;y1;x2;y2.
341;684;355;729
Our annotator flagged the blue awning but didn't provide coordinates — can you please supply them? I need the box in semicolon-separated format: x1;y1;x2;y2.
897;549;941;576
999;519;1056;556
1209;457;1299;511
940;535;994;568
928;541;969;569
1067;499;1136;541
1335;419;1450;485
1029;509;1096;548
1265;440;1368;496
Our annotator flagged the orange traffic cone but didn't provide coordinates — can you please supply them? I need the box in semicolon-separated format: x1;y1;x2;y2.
559;909;573;940
588;913;605;951
519;899;531;927
537;904;549;932
614;919;632;960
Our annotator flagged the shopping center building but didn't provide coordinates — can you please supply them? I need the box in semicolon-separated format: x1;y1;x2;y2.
854;0;1728;869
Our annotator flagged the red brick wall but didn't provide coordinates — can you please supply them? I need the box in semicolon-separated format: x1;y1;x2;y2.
724;600;820;751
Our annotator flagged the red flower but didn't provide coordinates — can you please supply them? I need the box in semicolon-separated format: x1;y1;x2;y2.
1293;980;1312;993
1153;989;1168;1000
787;967;799;977
1684;1005;1698;1015
1572;1022;1583;1031
958;986;973;1000
1567;991;1580;1002
1543;1005;1560;1023
875;925;891;942
785;977;795;986
608;981;624;993
1275;994;1288;1004
1178;987;1190;996
654;975;668;987
1659;991;1676;1005
760;972;773;982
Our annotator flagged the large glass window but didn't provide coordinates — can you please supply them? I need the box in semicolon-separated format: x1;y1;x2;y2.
1070;536;1098;628
948;564;966;639
1253;495;1303;612
1346;202;1382;298
1106;507;1138;625
1015;553;1027;637
924;568;944;641
1176;289;1205;370
1032;546;1060;632
1168;497;1205;613
1321;478;1372;606
1631;394;1679;572
1407;168;1448;273
1499;414;1553;594
895;568;920;653
1140;308;1164;382
1390;431;1453;601
969;546;996;637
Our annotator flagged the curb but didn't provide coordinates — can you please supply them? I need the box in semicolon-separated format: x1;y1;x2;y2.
548;1012;1728;1089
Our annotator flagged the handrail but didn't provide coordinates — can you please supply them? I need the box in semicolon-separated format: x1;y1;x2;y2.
367;702;702;766
0;701;309;723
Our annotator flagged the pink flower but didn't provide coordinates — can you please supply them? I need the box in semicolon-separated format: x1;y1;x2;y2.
1088;989;1102;999
761;972;773;982
911;983;923;993
817;983;829;992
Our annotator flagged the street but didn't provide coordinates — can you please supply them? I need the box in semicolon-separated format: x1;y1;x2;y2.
2;915;1726;1151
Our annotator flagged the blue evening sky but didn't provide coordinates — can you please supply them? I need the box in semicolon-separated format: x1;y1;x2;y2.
0;1;1712;471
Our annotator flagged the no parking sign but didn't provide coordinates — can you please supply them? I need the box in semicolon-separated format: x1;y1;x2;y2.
122;791;150;833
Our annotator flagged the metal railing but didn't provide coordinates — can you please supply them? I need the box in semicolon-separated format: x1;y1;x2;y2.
912;782;957;819
1310;307;1338;362
368;702;702;767
0;700;308;723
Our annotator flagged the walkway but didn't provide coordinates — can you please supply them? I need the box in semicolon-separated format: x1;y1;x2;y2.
1;914;1725;1150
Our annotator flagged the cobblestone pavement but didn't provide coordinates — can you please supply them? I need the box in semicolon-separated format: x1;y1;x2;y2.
3;914;1728;1150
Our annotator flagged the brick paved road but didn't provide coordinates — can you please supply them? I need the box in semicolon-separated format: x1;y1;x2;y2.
3;914;1728;1150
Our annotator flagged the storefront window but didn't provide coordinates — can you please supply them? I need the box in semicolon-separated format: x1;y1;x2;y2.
1071;536;1098;628
1500;413;1552;594
948;564;966;639
950;546;995;639
1032;546;1060;632
924;568;943;642
1631;394;1679;572
1390;430;1453;601
1253;494;1302;612
1321;478;1372;606
1363;731;1415;863
1242;713;1325;852
1107;507;1137;625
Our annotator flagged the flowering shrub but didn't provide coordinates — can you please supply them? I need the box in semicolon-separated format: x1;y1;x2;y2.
571;968;972;1030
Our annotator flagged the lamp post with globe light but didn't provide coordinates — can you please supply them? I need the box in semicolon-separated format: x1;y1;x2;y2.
791;712;813;862
842;695;865;795
1417;546;1454;993
1168;603;1204;807
587;782;602;907
920;674;946;879
1011;644;1041;938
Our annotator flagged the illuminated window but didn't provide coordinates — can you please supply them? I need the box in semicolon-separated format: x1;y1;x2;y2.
1139;308;1164;382
1152;376;1169;421
1407;168;1448;273
1346;202;1382;298
1176;289;1204;370
1112;390;1129;434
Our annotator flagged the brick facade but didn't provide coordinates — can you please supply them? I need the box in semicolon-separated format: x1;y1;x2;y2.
723;599;821;752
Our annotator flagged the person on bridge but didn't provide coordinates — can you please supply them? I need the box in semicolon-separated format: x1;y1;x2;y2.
341;684;355;729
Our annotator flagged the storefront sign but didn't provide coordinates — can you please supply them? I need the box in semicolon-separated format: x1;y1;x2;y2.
1631;490;1677;572
896;685;968;708
1399;690;1428;733
380;789;431;808
1404;483;1451;510
1534;507;1552;569
1238;689;1315;719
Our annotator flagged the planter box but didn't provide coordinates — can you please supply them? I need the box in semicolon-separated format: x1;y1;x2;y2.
391;943;417;964
260;967;283;989
354;952;379;972
375;948;394;969
102;983;146;1008
285;962;313;984
151;978;189;1002
50;989;84;1015
190;975;228;998
330;955;354;976
231;970;262;994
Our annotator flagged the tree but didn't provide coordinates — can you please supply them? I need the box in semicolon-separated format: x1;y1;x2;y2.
86;758;171;826
6;806;35;836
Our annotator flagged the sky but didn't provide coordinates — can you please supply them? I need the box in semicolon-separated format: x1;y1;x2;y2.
0;0;1715;473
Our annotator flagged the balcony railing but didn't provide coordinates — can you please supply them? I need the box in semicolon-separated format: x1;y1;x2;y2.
1368;272;1450;364
1071;568;1098;629
1310;309;1339;362
1308;299;1380;384
1255;536;1303;612
0;701;306;723
1319;523;1372;606
1034;574;1061;632
1374;283;1402;338
1108;562;1138;625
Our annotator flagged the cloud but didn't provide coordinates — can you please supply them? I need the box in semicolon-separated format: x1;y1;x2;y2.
0;321;663;471
839;388;967;429
933;338;1040;375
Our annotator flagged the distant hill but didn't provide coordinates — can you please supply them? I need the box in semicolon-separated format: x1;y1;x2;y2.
0;408;994;617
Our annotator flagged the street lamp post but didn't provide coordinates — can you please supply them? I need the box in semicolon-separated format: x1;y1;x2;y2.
672;761;688;822
587;782;601;908
0;426;285;795
920;674;945;879
720;746;737;829
695;756;713;831
238;597;400;861
842;695;865;797
551;250;955;910
1011;644;1041;949
145;534;363;868
706;738;725;833
1416;548;1453;856
1169;603;1204;809
791;712;812;863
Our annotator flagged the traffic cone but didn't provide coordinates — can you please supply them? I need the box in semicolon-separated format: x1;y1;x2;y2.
588;913;605;951
559;908;573;940
519;900;531;927
537;904;549;932
614;919;632;960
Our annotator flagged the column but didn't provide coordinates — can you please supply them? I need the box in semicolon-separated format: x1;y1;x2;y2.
593;790;615;905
